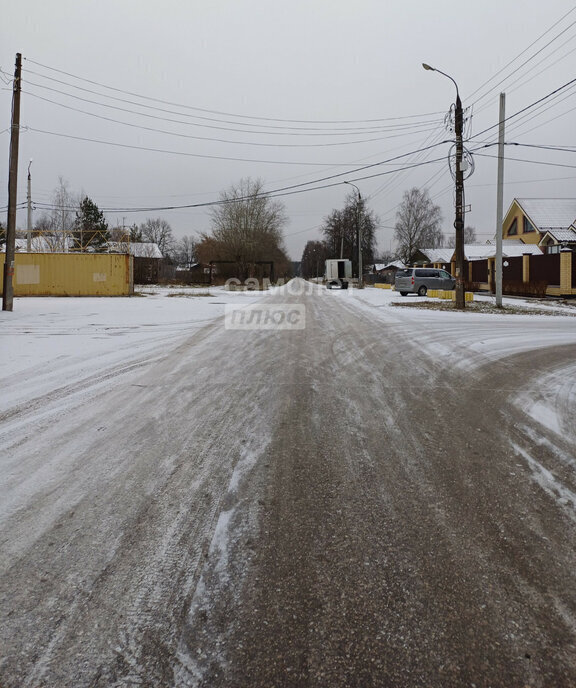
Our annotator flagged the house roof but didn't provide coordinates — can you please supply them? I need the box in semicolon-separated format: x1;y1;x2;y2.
538;227;576;243
108;241;163;258
515;198;576;230
417;248;454;264
463;243;542;261
374;260;405;271
5;238;164;256
5;237;74;252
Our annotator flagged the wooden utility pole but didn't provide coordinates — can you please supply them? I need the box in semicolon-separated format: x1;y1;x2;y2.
454;92;466;309
422;64;465;308
495;93;506;308
3;53;22;312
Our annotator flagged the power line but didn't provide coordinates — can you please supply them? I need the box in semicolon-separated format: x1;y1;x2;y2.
21;73;442;136
23;58;443;127
25;127;368;166
29;147;454;214
23;89;441;149
465;7;576;107
469;76;576;142
503;42;576;100
505;93;576;140
474;151;576;170
506;142;576;154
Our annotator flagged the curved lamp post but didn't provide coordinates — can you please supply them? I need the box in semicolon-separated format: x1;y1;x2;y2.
422;63;465;308
344;181;363;288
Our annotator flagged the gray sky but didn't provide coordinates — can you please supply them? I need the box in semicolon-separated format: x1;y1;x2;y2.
2;0;576;259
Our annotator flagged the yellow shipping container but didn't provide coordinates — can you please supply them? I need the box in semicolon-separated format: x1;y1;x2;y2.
0;253;134;296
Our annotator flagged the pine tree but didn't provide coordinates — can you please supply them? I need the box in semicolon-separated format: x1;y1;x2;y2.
74;197;109;252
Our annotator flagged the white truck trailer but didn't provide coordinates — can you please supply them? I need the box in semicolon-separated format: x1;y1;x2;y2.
325;259;352;289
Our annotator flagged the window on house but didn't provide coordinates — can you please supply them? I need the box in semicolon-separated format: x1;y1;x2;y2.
523;217;536;233
507;218;518;236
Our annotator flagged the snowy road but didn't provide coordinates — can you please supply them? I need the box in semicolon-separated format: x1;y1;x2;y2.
1;282;576;687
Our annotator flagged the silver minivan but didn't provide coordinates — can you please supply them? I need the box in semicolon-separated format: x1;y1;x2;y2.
395;267;455;296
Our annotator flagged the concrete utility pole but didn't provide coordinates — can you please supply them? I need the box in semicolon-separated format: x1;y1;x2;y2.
495;93;506;308
344;181;363;288
3;53;22;312
27;159;33;253
423;63;466;308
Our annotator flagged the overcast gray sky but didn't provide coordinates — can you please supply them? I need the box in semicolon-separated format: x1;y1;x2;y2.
2;0;576;259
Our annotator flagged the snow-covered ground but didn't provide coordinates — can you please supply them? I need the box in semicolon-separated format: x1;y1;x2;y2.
2;282;575;415
343;283;576;367
2;281;574;455
0;286;264;415
2;281;576;685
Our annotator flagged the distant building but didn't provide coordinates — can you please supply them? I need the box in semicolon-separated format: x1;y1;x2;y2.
410;248;453;269
370;260;406;284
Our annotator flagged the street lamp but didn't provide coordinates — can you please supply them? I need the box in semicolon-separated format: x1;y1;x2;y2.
344;181;363;288
422;63;466;308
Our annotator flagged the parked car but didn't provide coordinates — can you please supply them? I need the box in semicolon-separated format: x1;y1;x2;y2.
395;267;455;296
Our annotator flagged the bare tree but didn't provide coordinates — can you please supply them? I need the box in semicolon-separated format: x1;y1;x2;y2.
320;192;378;277
28;179;78;252
140;218;175;256
300;240;331;279
445;225;477;248
174;235;197;268
394;188;443;264
202;177;290;280
52;177;78;251
109;226;128;242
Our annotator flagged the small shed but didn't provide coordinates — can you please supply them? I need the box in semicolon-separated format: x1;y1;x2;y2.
411;248;453;270
370;260;406;284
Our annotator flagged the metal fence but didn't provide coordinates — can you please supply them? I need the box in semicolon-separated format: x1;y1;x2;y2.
502;256;523;283
530;252;560;286
470;259;488;283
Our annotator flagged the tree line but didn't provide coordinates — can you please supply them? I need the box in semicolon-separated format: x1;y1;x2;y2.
14;177;196;267
300;191;379;279
392;187;476;265
6;173;478;280
13;176;292;280
194;178;292;281
300;186;477;277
